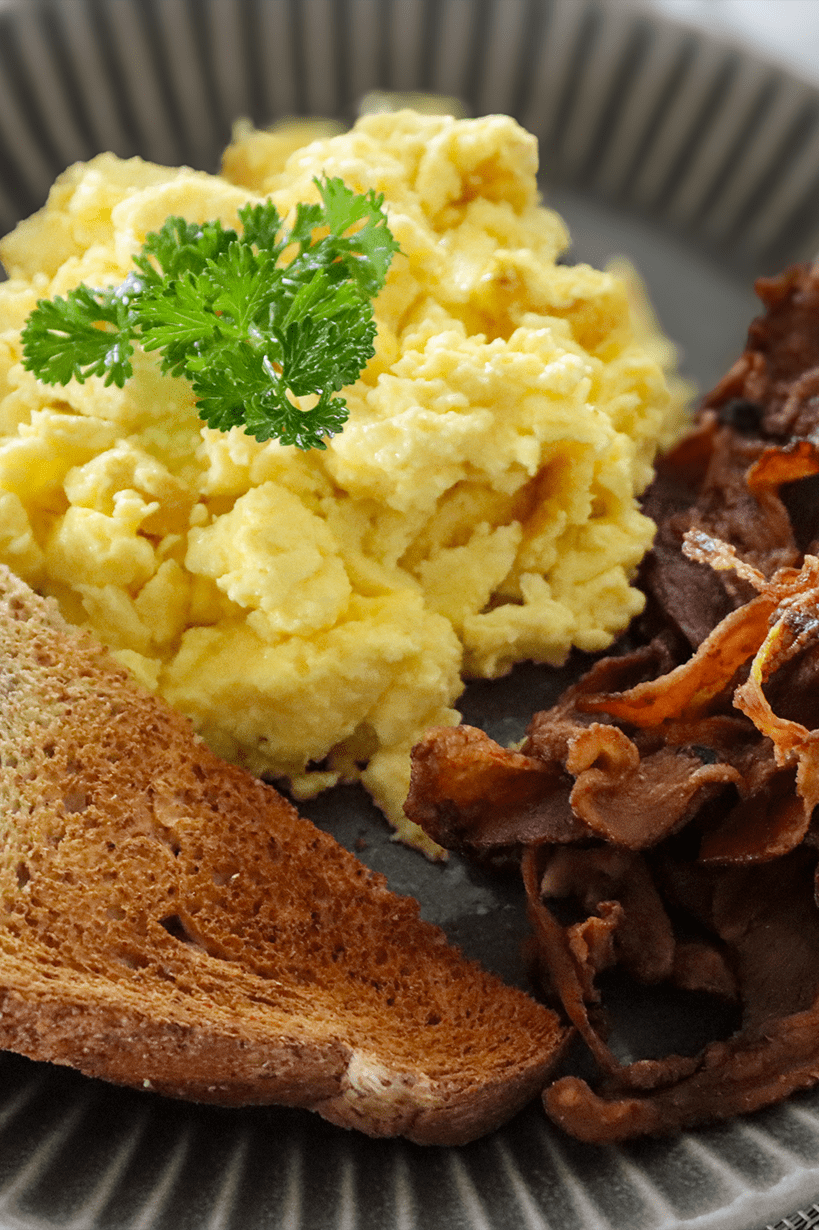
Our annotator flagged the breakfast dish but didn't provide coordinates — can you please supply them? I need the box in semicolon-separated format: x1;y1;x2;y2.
3;0;819;1222
7;99;819;1156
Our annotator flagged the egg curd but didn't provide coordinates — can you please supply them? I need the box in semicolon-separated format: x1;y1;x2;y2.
0;111;686;855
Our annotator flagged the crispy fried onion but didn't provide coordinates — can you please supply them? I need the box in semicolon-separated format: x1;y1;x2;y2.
405;530;819;1142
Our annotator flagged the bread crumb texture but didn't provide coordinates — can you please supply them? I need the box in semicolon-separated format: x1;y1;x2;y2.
0;111;687;847
0;566;566;1142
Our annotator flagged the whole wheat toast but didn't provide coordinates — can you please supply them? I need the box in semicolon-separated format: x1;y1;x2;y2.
0;566;566;1145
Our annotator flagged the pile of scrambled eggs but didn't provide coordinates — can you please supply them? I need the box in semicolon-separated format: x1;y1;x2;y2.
0;111;686;853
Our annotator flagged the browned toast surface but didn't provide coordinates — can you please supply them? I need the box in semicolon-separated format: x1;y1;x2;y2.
0;566;566;1144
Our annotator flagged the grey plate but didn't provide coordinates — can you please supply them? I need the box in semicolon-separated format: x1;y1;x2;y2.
1;2;819;1228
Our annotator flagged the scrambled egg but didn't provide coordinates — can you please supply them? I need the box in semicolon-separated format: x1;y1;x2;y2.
0;111;686;855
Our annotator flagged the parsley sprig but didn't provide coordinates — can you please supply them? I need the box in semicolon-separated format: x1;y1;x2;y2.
20;176;399;449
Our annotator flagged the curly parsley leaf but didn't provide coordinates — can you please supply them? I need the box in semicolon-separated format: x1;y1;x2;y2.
20;176;399;449
20;281;138;387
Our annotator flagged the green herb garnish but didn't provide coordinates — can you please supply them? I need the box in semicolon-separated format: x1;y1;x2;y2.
20;176;399;450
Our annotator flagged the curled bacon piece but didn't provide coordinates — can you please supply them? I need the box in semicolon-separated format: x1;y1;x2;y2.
566;724;739;848
406;725;585;857
733;553;819;815
545;847;819;1142
546;1004;819;1144
579;591;774;727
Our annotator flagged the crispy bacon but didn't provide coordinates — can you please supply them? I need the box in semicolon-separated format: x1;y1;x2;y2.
566;724;739;848
545;847;819;1142
407;543;819;1140
405;725;585;856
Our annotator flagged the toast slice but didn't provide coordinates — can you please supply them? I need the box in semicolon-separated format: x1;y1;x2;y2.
0;566;566;1145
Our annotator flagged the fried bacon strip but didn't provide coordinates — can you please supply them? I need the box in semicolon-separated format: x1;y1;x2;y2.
566;723;739;848
579;591;774;727
733;553;819;810
545;1004;819;1144
546;847;819;1142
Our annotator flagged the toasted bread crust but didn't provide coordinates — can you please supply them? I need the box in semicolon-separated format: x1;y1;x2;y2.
0;567;566;1143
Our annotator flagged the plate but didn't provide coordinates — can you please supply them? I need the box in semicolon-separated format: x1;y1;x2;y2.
1;2;819;1228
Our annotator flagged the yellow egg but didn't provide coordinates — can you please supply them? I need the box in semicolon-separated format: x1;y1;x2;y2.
0;111;689;852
